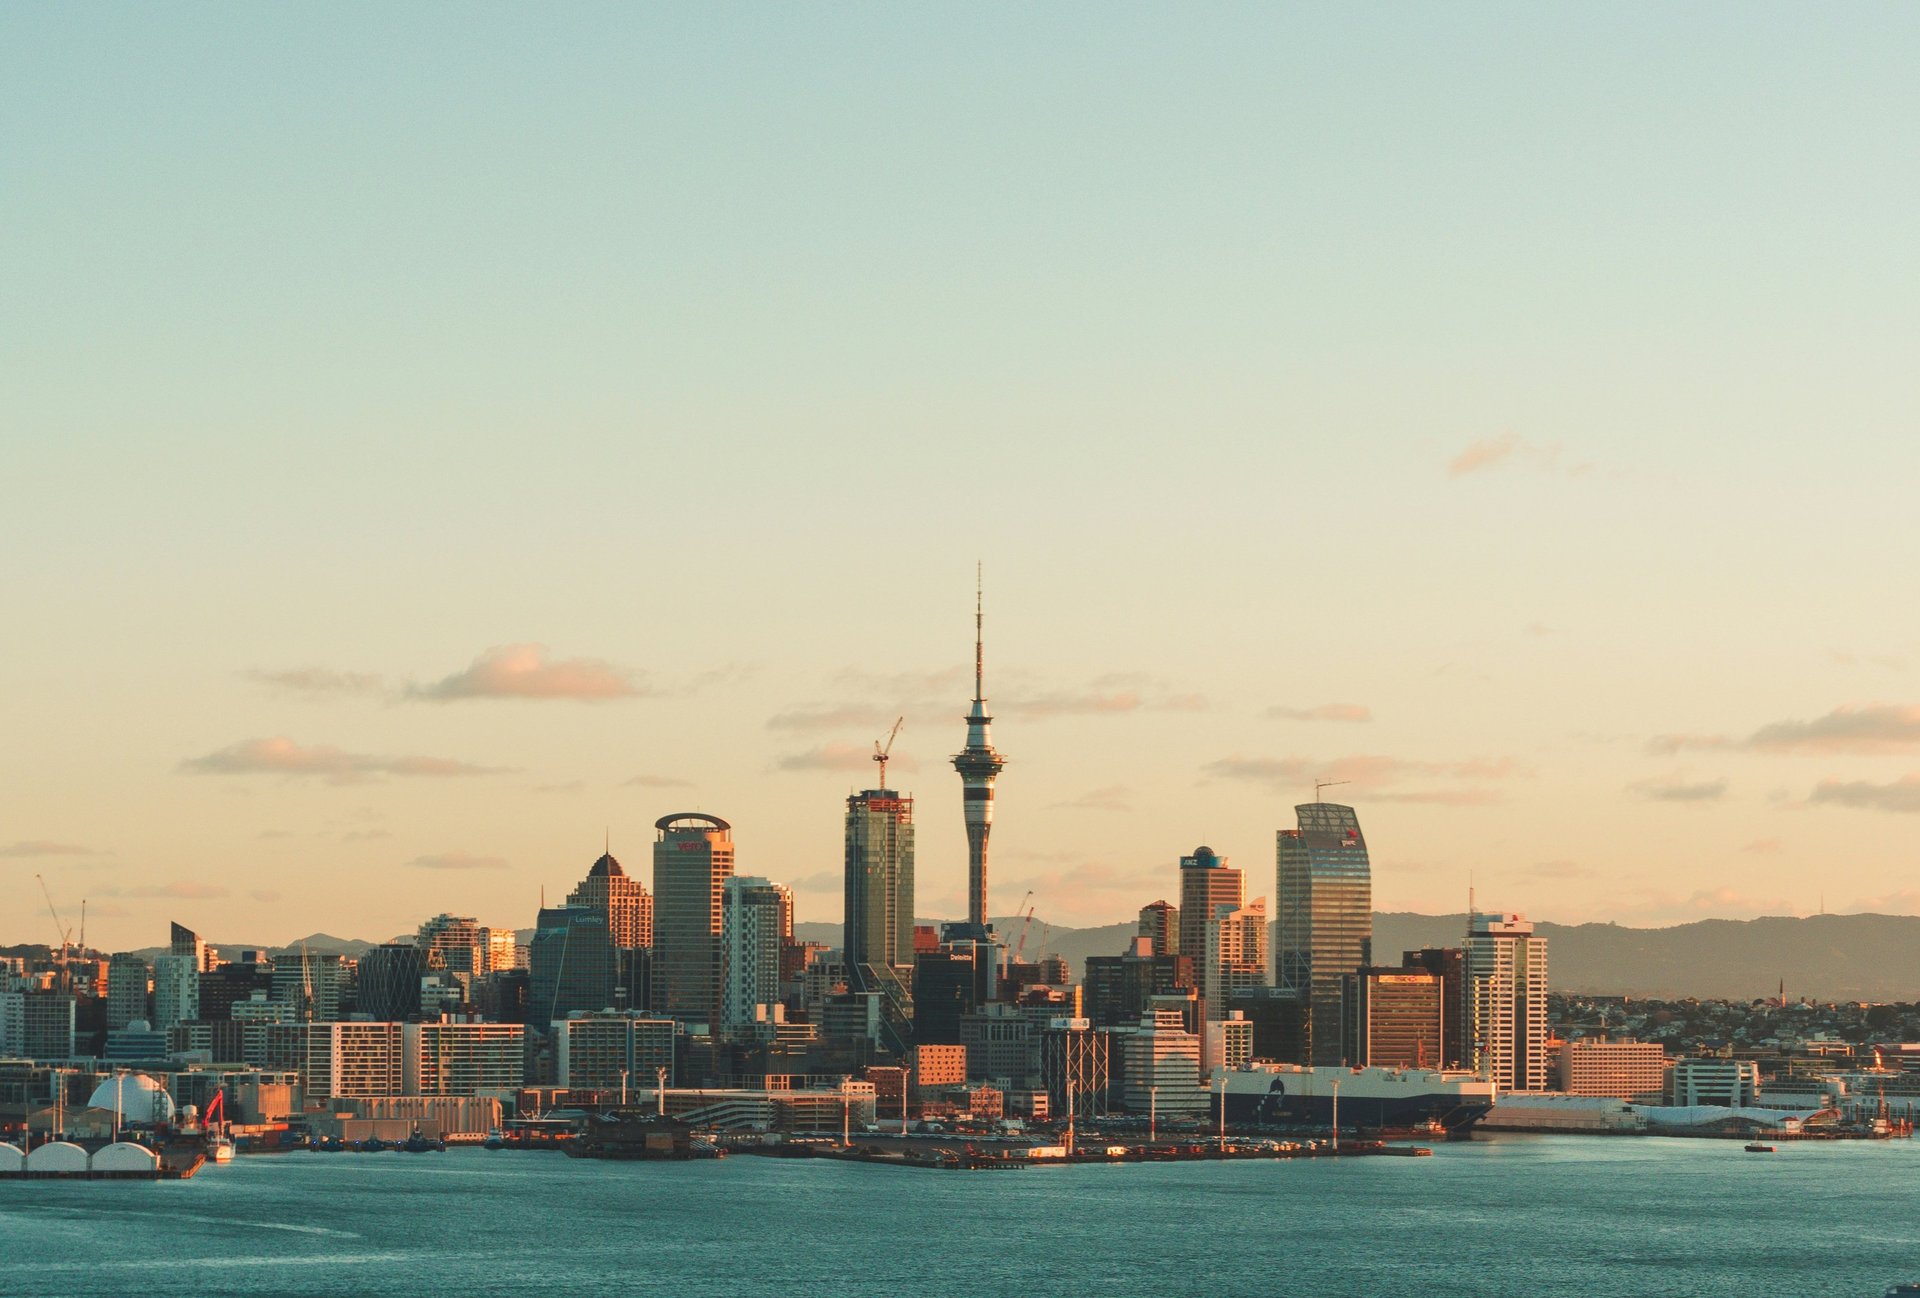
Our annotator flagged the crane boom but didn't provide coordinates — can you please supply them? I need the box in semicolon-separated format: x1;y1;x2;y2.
35;874;71;958
1012;890;1036;959
871;716;905;789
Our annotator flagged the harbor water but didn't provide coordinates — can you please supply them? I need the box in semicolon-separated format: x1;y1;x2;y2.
3;1135;1918;1297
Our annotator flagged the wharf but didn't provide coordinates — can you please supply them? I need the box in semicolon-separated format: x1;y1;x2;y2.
747;1138;1431;1171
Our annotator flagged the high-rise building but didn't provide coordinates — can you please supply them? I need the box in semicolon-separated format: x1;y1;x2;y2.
1201;899;1269;1020
1176;846;1243;1004
171;921;211;973
722;876;793;1037
152;953;200;1032
566;852;654;950
528;907;620;1022
417;915;488;977
105;955;151;1030
1402;947;1466;1068
401;1022;526;1096
1341;969;1444;1068
553;1012;677;1090
359;943;434;1021
270;950;349;1021
1137;900;1179;956
844;786;915;977
1276;802;1373;1065
1114;999;1207;1116
0;990;77;1060
652;813;734;1027
1465;912;1550;1091
1083;938;1195;1029
950;574;1006;931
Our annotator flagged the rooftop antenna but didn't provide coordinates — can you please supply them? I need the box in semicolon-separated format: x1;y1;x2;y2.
1314;778;1350;802
873;716;905;790
974;561;985;702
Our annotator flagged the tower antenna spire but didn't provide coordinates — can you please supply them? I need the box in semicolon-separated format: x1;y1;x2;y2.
953;563;1006;931
974;561;984;702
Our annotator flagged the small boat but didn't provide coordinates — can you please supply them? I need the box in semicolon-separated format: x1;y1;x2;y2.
1744;1142;1776;1153
209;1138;235;1164
1884;1284;1920;1297
483;1129;505;1151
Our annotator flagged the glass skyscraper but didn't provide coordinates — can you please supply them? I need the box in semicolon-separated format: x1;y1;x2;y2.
1276;802;1373;1065
844;786;916;979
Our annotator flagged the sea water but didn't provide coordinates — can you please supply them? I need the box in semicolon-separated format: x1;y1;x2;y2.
3;1136;1917;1298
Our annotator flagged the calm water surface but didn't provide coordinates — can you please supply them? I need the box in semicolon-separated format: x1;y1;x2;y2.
3;1136;1917;1297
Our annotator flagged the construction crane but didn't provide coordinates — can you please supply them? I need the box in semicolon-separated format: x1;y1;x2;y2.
1314;778;1351;802
872;716;905;788
35;874;71;960
1012;890;1037;959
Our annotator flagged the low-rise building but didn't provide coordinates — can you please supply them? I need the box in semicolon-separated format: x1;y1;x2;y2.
1557;1037;1668;1101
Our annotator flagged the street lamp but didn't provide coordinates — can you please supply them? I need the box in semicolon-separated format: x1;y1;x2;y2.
1330;1078;1340;1154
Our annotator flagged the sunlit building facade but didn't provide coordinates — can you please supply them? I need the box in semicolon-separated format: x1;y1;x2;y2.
1276;802;1373;1065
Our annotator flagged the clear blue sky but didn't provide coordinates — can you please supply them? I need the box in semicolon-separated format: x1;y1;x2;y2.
5;5;1919;949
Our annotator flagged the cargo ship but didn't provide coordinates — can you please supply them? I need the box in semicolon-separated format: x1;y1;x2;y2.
1212;1064;1497;1135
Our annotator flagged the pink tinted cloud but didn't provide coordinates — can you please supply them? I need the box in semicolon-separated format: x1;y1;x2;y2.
411;644;646;701
181;737;503;783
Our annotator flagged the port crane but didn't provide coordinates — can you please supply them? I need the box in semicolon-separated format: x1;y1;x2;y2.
872;717;905;789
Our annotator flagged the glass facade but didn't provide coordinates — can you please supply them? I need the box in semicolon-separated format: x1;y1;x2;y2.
1276;802;1373;1066
843;788;916;977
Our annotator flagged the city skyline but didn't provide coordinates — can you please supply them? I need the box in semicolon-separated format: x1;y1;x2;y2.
10;6;1920;951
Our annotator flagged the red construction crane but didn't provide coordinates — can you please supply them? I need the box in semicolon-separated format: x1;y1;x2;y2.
872;717;905;789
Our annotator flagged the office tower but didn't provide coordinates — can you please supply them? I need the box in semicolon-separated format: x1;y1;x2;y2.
417;914;488;977
651;813;734;1027
1225;986;1309;1064
845;784;915;979
722;876;793;1037
1137;900;1179;956
481;927;523;973
1341;969;1444;1068
359;943;434;1021
171;920;211;973
1465;912;1550;1091
0;990;77;1060
1276;802;1373;1066
152;953;200;1032
1176;846;1243;1007
105;954;151;1030
1403;947;1466;1068
1201;899;1269;1020
200;952;274;1022
528;906;620;1022
271;950;349;1021
912;949;984;1045
567;851;654;950
1083;938;1196;1029
950;574;1006;931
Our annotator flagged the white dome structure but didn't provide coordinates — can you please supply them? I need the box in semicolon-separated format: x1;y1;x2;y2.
88;1073;176;1124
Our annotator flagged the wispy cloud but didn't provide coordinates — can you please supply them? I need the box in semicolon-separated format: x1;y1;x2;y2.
181;737;505;784
409;644;647;702
1048;784;1132;812
1447;434;1592;479
407;852;510;871
530;780;586;794
0;840;103;859
1202;753;1524;805
243;667;383;698
1001;674;1206;720
775;742;917;774
767;703;896;733
1265;703;1371;723
1808;775;1920;814
107;881;231;900
1653;704;1920;757
624;774;693;789
1630;777;1730;803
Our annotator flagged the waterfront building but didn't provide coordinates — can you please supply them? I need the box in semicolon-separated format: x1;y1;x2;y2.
104;955;151;1030
911;1042;968;1093
151;953;199;1032
1276;802;1373;1066
1176;847;1243;990
1341;969;1445;1069
1666;1057;1760;1107
722;876;793;1038
401;1021;526;1096
844;785;916;976
567;853;654;951
960;1004;1041;1089
528;906;620;1022
279;1022;404;1100
0;991;75;1060
1226;986;1309;1064
1402;946;1467;1068
102;1019;171;1063
1137;900;1178;956
1557;1037;1668;1101
553;1012;677;1090
1114;1000;1207;1116
1201;899;1269;1020
652;813;735;1028
1465;912;1550;1091
950;575;1006;932
358;943;434;1021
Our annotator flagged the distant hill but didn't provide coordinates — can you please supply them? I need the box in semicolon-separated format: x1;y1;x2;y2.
801;912;1920;1002
124;932;378;962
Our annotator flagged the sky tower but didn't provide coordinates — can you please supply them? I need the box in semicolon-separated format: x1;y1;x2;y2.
952;567;1006;930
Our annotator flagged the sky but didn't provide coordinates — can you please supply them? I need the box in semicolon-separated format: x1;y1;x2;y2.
5;5;1920;952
